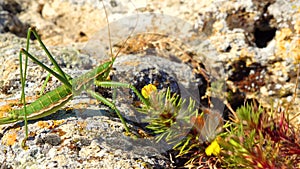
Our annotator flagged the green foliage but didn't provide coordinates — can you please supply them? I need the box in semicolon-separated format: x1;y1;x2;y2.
219;103;300;169
137;86;299;168
138;88;199;147
137;87;224;167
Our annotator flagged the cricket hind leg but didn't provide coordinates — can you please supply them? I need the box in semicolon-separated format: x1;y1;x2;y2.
18;27;73;148
21;27;73;90
25;27;70;83
39;67;73;96
18;27;31;149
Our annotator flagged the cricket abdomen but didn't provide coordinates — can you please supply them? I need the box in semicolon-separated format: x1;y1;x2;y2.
0;84;72;124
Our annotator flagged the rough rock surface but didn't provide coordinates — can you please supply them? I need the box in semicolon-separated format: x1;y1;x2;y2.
0;0;299;168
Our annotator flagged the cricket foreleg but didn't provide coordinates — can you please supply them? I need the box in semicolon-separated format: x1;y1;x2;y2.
94;81;150;107
86;89;129;132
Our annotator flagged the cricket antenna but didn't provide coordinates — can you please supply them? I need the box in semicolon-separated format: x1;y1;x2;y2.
101;0;112;60
101;0;139;63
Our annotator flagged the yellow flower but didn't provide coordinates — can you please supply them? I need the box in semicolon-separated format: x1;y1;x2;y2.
141;84;157;99
205;139;221;156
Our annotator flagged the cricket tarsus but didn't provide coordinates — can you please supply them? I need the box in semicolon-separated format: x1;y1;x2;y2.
1;1;147;148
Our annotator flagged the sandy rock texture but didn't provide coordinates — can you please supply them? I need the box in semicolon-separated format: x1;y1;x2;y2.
0;0;299;168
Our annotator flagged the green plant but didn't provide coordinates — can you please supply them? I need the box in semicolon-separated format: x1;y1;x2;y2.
219;103;300;168
138;84;224;167
138;85;199;151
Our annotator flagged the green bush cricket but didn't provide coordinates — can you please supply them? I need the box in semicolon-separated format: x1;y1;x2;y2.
0;2;148;148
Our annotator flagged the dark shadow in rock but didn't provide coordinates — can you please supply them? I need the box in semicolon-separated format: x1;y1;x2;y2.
0;10;30;38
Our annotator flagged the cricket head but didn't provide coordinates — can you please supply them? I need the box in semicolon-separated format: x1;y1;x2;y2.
96;60;113;82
